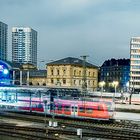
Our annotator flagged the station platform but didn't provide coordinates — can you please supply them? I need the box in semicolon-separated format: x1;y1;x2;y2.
115;104;140;113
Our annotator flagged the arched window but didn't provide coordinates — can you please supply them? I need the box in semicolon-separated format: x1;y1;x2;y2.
51;69;54;75
57;69;60;75
43;83;46;86
29;82;33;85
74;70;76;76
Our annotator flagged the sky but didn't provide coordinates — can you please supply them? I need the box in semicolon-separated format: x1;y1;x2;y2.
1;0;140;68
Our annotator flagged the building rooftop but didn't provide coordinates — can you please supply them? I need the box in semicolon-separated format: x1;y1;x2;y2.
46;57;98;68
102;58;130;67
29;70;47;77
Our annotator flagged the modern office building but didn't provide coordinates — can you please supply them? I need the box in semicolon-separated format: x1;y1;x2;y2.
0;21;8;61
100;58;130;92
130;37;140;91
12;27;37;66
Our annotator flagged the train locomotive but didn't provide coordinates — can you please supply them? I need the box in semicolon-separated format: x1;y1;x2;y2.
0;86;115;120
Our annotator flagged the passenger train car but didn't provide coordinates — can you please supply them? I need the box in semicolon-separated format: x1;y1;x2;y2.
0;86;115;120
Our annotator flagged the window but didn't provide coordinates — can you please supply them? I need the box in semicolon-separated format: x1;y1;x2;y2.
74;80;76;85
79;107;85;112
57;69;60;75
79;71;81;76
38;104;43;108
58;104;62;110
79;80;81;85
74;70;76;76
98;106;103;111
72;106;74;112
43;83;46;86
93;81;95;86
51;69;53;75
72;106;77;112
57;78;60;83
88;80;90;86
64;105;70;111
51;79;54;84
89;71;90;76
86;108;93;113
63;69;66;75
93;72;95;77
75;107;77;112
63;78;66;84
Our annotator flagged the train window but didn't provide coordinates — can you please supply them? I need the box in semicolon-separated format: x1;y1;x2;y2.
48;104;50;110
38;104;43;108
58;104;62;110
72;106;78;112
64;105;70;111
72;106;74;112
98;106;103;111
75;107;77;112
86;108;93;113
32;104;37;108
79;107;85;112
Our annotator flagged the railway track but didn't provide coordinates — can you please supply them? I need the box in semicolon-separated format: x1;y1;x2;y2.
1;111;140;130
0;123;139;140
0;111;140;139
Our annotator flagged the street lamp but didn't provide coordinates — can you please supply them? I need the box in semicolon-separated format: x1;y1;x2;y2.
112;81;119;102
99;81;105;98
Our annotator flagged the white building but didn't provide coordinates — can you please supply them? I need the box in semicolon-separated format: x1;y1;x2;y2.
12;27;37;66
0;21;7;61
130;37;140;90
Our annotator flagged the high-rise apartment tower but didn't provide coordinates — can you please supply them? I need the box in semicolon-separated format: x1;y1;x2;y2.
12;27;37;66
130;37;140;91
0;21;8;61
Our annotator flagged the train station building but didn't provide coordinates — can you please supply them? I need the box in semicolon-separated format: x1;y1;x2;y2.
46;57;98;91
0;57;98;91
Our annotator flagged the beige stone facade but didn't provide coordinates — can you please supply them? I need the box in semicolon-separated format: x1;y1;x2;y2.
47;64;98;91
29;77;46;86
19;58;98;90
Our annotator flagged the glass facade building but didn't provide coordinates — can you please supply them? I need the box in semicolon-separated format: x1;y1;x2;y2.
130;37;140;91
0;21;7;61
12;27;37;66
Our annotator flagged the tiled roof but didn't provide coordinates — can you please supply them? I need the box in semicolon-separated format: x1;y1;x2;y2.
29;70;47;77
46;57;98;68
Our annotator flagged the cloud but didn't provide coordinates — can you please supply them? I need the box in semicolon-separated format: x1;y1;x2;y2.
1;0;140;66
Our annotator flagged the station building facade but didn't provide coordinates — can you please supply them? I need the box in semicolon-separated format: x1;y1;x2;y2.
46;57;98;91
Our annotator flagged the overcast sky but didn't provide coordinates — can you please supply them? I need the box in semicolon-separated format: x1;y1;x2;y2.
0;0;140;67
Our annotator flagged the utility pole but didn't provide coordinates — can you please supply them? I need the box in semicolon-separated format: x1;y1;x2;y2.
80;55;89;109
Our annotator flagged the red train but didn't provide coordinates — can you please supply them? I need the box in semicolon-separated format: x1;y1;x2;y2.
51;99;115;120
0;87;115;120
